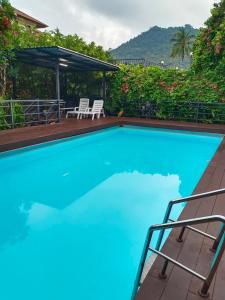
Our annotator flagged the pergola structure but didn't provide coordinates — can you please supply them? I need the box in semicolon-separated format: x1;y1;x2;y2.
14;46;119;119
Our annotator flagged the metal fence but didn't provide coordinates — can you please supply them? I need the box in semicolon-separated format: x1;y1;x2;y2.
110;58;146;66
110;58;172;68
1;99;225;129
0;99;65;129
116;100;225;124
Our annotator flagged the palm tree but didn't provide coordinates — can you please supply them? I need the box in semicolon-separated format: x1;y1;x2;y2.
171;28;195;61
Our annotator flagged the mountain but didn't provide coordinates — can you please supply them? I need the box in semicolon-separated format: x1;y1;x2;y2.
111;25;198;68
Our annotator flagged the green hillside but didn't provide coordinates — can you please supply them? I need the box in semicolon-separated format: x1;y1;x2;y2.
111;24;199;68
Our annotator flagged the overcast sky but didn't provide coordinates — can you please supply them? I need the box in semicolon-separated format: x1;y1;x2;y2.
11;0;218;49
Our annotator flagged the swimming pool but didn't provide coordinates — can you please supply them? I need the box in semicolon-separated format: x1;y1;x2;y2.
0;126;222;300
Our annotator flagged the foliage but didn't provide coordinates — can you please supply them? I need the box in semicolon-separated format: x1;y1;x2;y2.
109;64;225;123
0;103;9;129
0;0;15;59
15;27;110;62
110;1;225;124
170;28;195;61
0;0;110;100
0;0;111;128
0;0;16;97
11;102;24;127
0;1;110;62
111;25;198;68
192;0;225;81
8;26;111;99
0;100;24;129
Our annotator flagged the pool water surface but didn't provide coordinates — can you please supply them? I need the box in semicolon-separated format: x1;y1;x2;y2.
0;126;222;300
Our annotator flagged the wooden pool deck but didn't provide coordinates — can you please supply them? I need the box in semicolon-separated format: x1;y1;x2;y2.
0;117;225;300
1;117;225;152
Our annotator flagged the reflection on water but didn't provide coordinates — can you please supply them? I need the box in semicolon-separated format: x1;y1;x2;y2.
0;127;221;300
0;199;30;249
0;170;181;249
27;172;181;230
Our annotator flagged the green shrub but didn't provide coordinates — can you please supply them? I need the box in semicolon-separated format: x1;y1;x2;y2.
109;64;225;123
0;105;9;130
11;102;25;127
0;101;24;130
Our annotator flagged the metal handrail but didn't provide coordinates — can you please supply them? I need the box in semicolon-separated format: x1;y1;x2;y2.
156;188;225;251
0;99;65;103
132;215;225;300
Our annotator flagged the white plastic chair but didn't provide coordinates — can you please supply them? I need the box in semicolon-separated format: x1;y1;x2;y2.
81;100;104;120
66;98;89;119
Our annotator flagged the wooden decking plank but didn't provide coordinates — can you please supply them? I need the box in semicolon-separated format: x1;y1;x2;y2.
186;158;225;299
188;242;215;297
136;276;167;300
186;292;207;300
212;256;225;300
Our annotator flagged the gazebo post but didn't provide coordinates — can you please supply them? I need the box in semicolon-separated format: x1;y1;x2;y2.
11;62;17;99
12;76;17;99
103;71;106;102
55;63;61;122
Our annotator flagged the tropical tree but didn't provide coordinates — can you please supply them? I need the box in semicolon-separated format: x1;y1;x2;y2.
170;28;195;61
192;0;225;79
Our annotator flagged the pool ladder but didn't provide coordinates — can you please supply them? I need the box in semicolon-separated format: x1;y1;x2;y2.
132;188;225;299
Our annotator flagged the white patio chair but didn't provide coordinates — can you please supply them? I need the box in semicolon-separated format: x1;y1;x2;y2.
80;100;104;120
66;98;89;119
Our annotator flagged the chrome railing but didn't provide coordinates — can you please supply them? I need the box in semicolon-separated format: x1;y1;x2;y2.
0;99;65;129
132;188;225;300
156;188;225;251
132;215;225;300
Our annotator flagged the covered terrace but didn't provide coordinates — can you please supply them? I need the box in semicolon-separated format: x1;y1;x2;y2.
7;46;119;127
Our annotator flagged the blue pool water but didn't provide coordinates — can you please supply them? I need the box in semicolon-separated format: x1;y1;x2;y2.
0;126;222;300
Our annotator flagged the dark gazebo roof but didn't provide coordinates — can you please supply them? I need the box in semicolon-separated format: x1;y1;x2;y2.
15;46;119;72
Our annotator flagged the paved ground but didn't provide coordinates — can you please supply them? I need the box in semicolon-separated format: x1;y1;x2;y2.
1;117;225;300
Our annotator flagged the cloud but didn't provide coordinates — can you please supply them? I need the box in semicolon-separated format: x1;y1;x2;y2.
63;0;133;49
11;0;218;49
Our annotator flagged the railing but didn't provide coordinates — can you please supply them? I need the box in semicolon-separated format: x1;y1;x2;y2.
110;58;172;68
132;188;225;300
156;188;225;250
114;100;225;124
132;215;225;300
0;99;65;129
110;58;146;66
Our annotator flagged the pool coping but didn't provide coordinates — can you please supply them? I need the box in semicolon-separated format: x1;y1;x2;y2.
1;117;225;300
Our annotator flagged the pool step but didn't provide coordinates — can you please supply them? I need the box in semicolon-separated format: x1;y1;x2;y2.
140;253;157;284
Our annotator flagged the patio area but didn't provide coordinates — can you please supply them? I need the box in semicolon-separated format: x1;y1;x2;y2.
1;117;225;300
